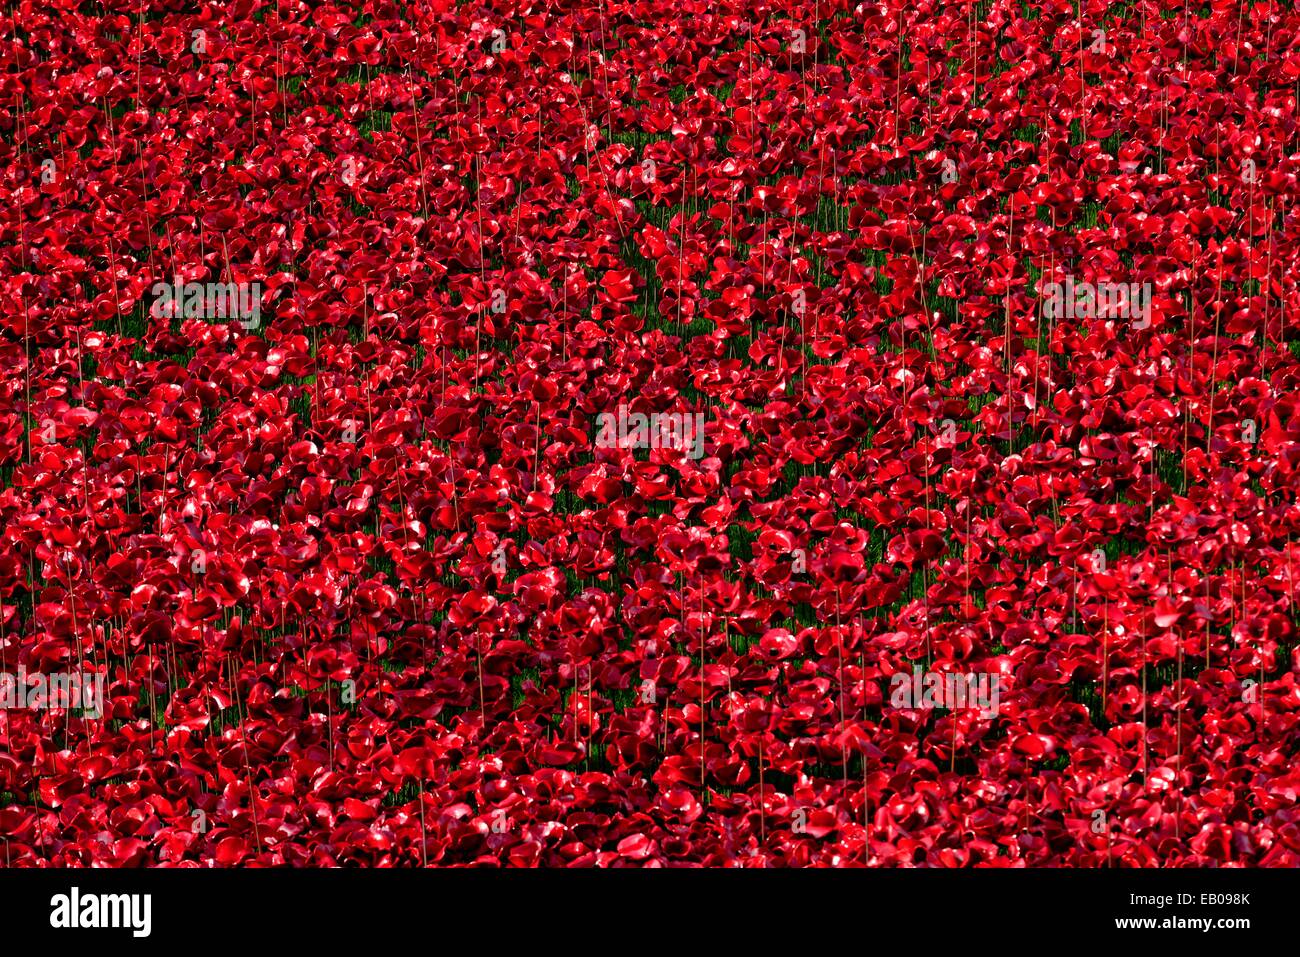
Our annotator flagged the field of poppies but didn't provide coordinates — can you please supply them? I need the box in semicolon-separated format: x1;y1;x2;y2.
1;0;1299;867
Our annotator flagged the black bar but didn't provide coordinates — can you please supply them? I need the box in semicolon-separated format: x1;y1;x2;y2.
0;867;1279;946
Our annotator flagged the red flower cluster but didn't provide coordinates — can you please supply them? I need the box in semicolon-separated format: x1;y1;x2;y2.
1;0;1299;867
